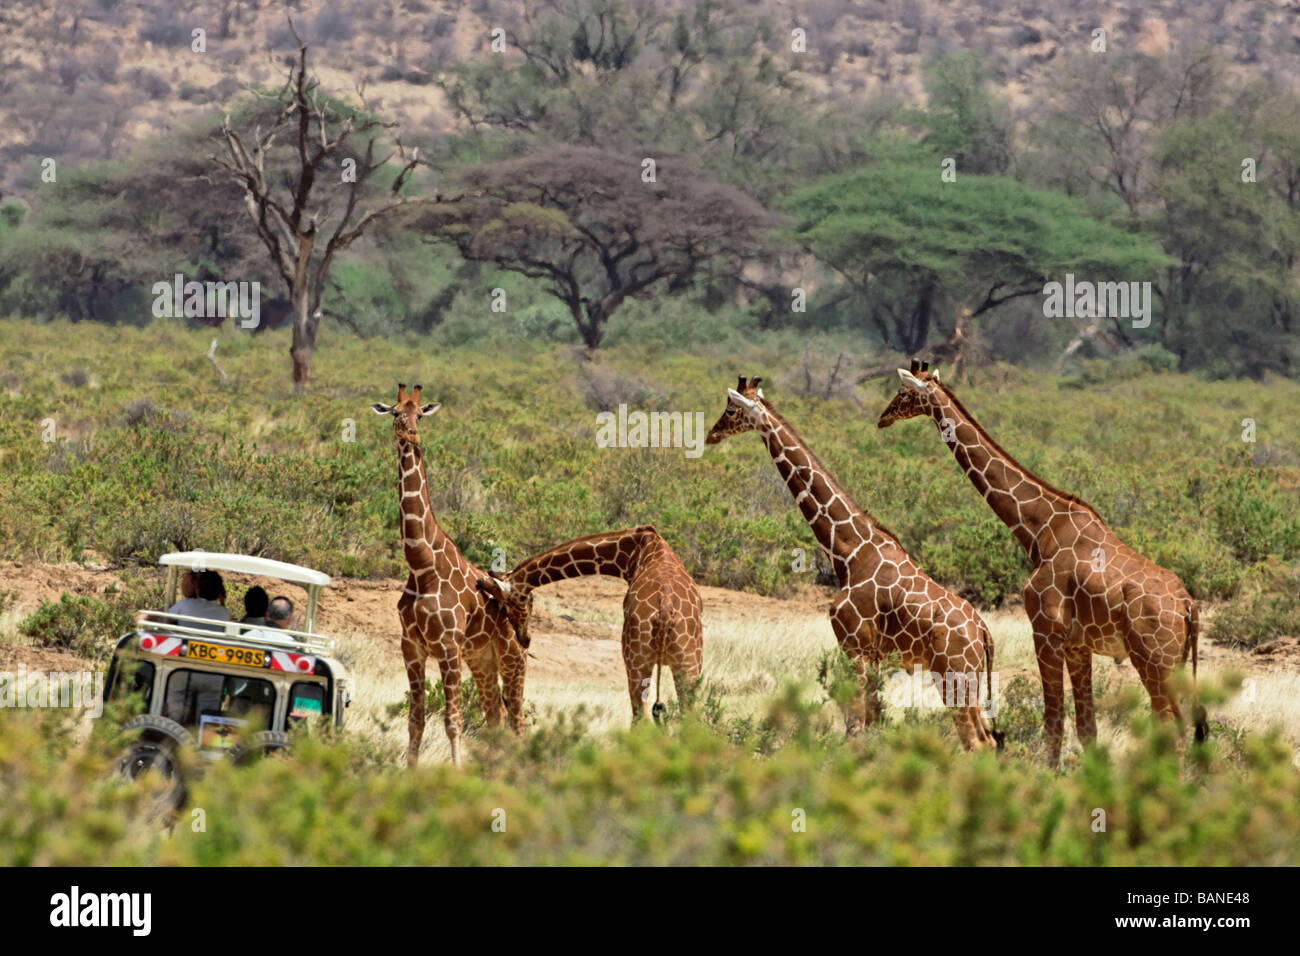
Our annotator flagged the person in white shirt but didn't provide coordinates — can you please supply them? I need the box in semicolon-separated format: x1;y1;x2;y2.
166;570;231;633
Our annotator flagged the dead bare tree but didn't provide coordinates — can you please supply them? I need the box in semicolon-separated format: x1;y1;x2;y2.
1051;322;1125;373
213;23;466;392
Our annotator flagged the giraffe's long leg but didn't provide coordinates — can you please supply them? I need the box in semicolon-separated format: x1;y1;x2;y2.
436;642;465;768
830;598;876;735
465;649;503;729
625;665;655;722
498;636;528;735
661;616;703;711
623;616;656;722
1130;606;1186;729
928;664;992;751
1065;645;1097;747
1034;633;1067;768
400;628;426;769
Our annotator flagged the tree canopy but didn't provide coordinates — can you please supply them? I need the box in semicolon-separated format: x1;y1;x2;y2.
409;144;774;348
787;142;1172;354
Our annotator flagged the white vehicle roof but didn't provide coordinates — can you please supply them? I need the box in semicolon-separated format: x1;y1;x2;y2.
157;552;331;588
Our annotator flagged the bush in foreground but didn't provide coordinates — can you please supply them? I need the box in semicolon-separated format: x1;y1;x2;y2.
1;677;1296;866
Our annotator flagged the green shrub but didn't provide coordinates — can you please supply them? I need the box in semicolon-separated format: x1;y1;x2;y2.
1207;565;1300;649
17;574;163;659
388;676;490;734
1;320;1298;605
1;672;1293;865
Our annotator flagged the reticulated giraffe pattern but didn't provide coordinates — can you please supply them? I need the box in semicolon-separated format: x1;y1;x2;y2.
370;383;527;768
479;526;703;721
706;376;1000;751
877;362;1201;765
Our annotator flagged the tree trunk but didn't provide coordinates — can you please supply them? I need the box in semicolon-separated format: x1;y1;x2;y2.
902;283;935;354
290;293;317;395
577;302;605;350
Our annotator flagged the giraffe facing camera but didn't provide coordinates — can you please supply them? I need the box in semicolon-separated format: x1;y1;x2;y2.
371;382;527;768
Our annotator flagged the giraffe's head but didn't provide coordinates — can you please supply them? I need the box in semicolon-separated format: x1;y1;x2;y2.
370;383;441;443
876;359;941;429
705;375;768;445
476;576;533;649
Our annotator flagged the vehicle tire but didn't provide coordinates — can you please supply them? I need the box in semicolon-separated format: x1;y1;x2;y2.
121;714;193;748
117;716;192;817
230;731;291;765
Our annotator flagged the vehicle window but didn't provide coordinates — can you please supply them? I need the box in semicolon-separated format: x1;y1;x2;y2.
108;659;155;712
288;682;329;724
162;669;277;730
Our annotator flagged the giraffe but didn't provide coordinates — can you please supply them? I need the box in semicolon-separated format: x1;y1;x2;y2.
477;525;703;721
706;376;1001;751
876;360;1202;766
370;383;527;768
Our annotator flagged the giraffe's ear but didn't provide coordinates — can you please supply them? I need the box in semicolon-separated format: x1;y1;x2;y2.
419;402;441;416
370;403;395;415
476;577;504;601
897;368;929;392
727;387;762;421
726;387;756;410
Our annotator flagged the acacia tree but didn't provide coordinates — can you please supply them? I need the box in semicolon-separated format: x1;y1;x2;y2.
788;141;1171;356
214;30;464;392
410;144;773;348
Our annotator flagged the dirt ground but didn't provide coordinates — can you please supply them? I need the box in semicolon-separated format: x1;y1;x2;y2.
0;561;840;679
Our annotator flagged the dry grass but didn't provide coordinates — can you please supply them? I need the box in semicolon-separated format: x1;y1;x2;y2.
331;598;1300;766
2;577;1295;767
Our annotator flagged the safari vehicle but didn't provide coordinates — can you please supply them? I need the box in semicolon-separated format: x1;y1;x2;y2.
103;552;351;787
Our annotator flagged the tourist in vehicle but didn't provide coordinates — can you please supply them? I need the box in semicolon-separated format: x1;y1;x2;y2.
240;586;270;626
166;570;231;632
266;596;295;632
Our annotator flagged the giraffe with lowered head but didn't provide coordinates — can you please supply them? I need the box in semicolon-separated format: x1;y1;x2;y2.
877;360;1202;766
371;383;527;767
477;525;703;721
706;376;1002;750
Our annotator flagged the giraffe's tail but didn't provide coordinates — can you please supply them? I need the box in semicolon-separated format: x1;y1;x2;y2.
1182;597;1208;742
650;612;667;725
982;621;1005;752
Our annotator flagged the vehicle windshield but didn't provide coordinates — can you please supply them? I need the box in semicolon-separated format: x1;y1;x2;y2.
162;669;277;736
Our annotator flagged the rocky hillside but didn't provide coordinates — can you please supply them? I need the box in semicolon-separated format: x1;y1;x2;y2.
1;0;1296;197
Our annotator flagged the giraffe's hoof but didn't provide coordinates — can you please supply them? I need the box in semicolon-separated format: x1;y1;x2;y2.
1193;704;1209;743
992;729;1006;752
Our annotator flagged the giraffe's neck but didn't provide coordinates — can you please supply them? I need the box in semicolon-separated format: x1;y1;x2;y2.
397;439;465;575
757;408;894;583
508;528;652;592
927;387;1077;553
